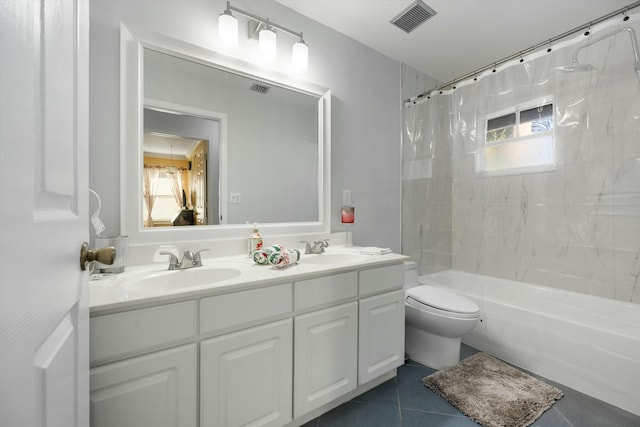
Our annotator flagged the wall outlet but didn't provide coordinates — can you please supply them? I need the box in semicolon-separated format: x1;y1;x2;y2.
230;193;241;203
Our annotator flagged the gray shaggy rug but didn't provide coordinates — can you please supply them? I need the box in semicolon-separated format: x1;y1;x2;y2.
422;352;563;427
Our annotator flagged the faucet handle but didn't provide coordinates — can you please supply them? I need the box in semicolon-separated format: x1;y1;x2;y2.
316;239;329;253
182;250;195;259
159;251;179;269
300;241;312;254
193;249;209;266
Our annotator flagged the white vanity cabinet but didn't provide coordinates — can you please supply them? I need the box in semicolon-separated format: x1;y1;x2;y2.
293;272;358;418
201;319;293;427
294;302;358;418
89;258;407;427
90;344;197;427
199;284;293;427
89;299;199;427
358;265;405;385
358;290;405;384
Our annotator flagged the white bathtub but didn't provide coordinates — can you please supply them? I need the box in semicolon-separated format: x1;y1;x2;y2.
419;270;640;416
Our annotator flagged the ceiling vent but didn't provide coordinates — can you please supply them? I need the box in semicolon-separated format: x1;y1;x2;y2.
249;82;271;94
391;0;437;33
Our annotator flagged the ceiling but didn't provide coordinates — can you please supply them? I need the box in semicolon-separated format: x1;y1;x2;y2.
275;0;634;83
144;133;197;159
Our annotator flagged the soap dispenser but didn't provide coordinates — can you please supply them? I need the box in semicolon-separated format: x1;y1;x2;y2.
248;224;263;257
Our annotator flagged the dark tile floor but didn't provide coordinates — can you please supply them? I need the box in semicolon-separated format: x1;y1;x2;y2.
303;344;640;427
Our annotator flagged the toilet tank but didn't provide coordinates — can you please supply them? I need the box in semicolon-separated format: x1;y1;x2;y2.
404;261;418;289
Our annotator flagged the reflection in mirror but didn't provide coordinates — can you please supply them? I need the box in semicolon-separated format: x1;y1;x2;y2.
144;48;319;225
120;24;331;245
143;107;219;227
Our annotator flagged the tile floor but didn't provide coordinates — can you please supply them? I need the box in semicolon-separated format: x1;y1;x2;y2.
302;345;640;427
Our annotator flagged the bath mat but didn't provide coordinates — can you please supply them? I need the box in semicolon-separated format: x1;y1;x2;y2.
422;352;563;427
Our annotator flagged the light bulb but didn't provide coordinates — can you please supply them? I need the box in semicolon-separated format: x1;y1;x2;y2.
218;11;238;50
259;27;277;62
291;40;308;71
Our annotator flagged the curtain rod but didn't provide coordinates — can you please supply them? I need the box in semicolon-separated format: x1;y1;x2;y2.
407;1;640;104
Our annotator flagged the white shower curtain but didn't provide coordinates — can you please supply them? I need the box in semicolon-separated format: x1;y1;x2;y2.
402;12;640;303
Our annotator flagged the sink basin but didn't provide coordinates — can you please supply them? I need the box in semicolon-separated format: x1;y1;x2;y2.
122;266;242;291
301;253;369;265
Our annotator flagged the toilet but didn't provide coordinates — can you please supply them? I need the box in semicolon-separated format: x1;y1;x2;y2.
403;262;480;369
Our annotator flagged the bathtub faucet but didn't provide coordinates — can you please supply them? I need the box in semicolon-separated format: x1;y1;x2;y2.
159;249;209;270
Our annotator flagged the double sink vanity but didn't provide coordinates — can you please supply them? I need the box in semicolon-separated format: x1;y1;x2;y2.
89;247;407;427
93;20;408;426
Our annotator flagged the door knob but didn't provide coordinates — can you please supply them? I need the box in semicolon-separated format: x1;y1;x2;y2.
80;242;116;271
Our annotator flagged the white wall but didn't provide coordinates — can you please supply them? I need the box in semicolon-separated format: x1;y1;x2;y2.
89;0;402;252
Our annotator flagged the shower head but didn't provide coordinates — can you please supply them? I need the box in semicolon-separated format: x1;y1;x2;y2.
569;27;640;84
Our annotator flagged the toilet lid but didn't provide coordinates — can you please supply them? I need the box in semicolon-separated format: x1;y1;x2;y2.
406;286;479;315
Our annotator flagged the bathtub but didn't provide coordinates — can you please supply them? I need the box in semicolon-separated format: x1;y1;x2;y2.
419;270;640;417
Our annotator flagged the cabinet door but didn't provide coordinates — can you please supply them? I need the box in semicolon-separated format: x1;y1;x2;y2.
294;302;358;418
201;319;293;427
358;290;405;384
89;344;197;427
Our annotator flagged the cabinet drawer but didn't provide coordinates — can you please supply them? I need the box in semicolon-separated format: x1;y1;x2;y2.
90;301;197;364
294;271;357;311
200;283;292;335
358;263;404;297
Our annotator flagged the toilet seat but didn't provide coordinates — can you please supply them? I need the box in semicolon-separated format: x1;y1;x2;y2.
406;286;479;319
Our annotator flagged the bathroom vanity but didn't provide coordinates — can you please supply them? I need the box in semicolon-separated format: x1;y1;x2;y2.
89;251;406;427
93;23;407;426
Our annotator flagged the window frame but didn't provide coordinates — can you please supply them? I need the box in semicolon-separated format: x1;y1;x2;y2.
477;96;556;176
142;170;182;226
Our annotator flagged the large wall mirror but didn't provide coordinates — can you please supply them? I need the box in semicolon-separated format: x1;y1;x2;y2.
121;24;331;245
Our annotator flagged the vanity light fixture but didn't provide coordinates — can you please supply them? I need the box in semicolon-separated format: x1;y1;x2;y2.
291;34;308;71
259;20;277;62
218;3;238;49
217;1;309;71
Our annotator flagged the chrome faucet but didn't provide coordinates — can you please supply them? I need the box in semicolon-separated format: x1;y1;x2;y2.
159;249;209;270
300;239;329;254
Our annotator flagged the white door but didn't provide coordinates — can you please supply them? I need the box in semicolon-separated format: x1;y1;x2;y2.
0;0;90;426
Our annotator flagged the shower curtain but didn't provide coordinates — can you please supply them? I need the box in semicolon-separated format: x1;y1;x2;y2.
402;12;640;304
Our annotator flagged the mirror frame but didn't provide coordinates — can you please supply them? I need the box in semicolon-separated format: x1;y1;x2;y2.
120;23;331;245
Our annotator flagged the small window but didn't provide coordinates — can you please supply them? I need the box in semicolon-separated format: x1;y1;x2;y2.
143;171;181;224
479;101;555;175
519;104;553;136
486;113;516;143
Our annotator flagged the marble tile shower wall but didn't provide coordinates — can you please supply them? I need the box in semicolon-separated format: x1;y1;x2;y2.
402;19;640;303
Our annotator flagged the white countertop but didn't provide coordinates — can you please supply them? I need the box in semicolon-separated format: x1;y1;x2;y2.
90;246;408;315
